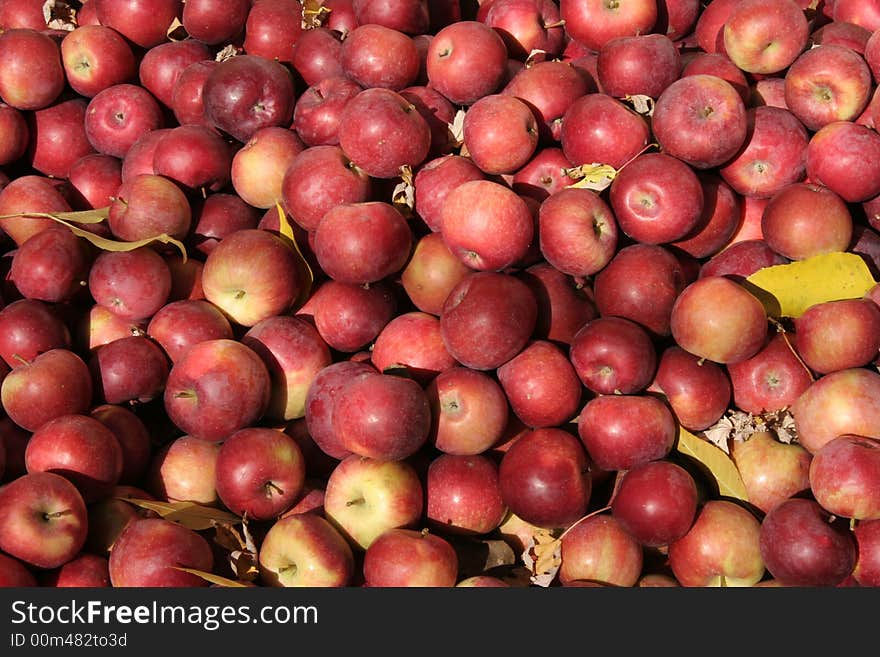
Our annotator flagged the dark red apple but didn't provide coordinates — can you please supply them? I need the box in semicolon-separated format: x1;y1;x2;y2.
426;20;508;106
649;345;731;431
87;247;172;321
427;453;507;535
560;93;651;170
794;298;880;374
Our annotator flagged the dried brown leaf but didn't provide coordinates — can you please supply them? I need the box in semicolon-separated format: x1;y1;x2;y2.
392;165;416;216
302;0;331;29
215;44;241;62
448;109;466;149
122;498;241;531
624;94;655;116
522;527;562;587
172;567;252;588
43;0;76;30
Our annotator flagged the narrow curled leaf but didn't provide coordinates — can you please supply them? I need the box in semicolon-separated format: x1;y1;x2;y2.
172;567;251;588
675;427;749;502
564;163;617;192
521;527;562;587
121;498;241;531
745;251;877;318
274;202;314;311
448;109;466;149
0;207;109;224
391;165;415;216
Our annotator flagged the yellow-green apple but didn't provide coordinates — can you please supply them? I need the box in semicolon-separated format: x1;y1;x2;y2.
809;434;880;521
791;367;880;453
215;427;306;521
722;0;809;75
108;517;214;588
497;339;582;428
163;338;271;442
25;413;123;504
577;394;676;471
648;345;731;431
499;427;591;529
242;315;332;421
670;276;768;364
147;435;220;506
363;528;458;587
426;366;509;455
426;453;507;535
758;497;856;586
332;370;431;461
729;431;811;514
784;44;873;131
0;472;88;569
202;229;305;327
559;514;644;587
258;513;355;587
593;244;686;337
668;500;765;587
323;455;424;550
794;298;880;374
652;74;748;170
1;348;93;432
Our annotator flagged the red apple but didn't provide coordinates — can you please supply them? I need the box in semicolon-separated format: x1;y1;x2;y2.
182;0;250;44
9;226;90;304
559;0;658;53
243;0;304;63
597;33;680;100
730;431;812;514
0;28;65;111
41;553;110;588
516;261;598;345
722;0;809;74
806;120;880;203
794;298;880;374
559;514;644;587
427;453;507;535
147;435;220;506
363;528;458;587
84;83;165;159
560;93;651;170
340;23;420;91
426;20;508;106
94;0;183;49
90;404;152;486
809;434;880;521
569;316;657;396
88;247;171;322
369;311;457;384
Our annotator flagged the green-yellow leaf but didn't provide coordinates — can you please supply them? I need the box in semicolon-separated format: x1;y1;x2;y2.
274;202;314;310
745;251;877;318
564;163;617;192
172;567;252;588
0;207;109;224
121;498;241;531
675;427;749;502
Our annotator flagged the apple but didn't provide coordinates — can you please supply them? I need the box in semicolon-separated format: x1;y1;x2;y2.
1;348;93;432
323;455;424;550
439;271;537;371
139;39;212;111
483;0;564;60
649;345;731;431
340;24;420;91
9;226;90;304
560;93;651;170
202;229;305;328
215;427;306;521
593;243;686;337
77;303;147;354
183;0;250;44
363;528;458;587
0;299;71;368
426;20;508;106
668;500;765;587
681;52;750;103
25;98;95;179
577;394;677;471
84;83;165;160
91;404;152;486
90;335;170;406
163;338;271;443
242;0;305;63
0;471;88;569
833;0;880;31
809;434;880;521
853;520;880;586
462;94;538;175
516;262;598;345
108;517;214;588
0;28;65;111
41;554;111;588
0;174;73;247
722;0;809;74
152;124;233;193
0;553;36;587
259;513;355;587
699;239;788;280
88;247;172;323
147;299;234;363
120;127;168;182
597;33;680;100
652;74;748;170
559;0;658;53
190;193;262;257
670;276;768;364
794;298;880;374
569;316;656;396
426;453;507;535
499;427;591;529
369;311;457;385
559;514;644;587
457;575;510;587
93;0;183;49
510;148;575;201
66;153;123;211
729;431;811;514
289;27;345;87
401;232;473;316
170;60;217;129
147;435;219;506
302;280;397;354
759;497;856;586
806;120;880;203
0;103;28;166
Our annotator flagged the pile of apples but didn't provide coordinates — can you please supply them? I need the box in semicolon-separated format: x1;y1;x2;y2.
1;0;880;589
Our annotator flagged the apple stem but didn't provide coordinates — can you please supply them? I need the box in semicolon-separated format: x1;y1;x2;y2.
543;19;565;29
233;289;246;300
11;353;30;367
346;497;365;507
558;505;611;542
173;390;196;399
264;481;284;497
719;574;727;588
850;517;858;531
43;509;71;521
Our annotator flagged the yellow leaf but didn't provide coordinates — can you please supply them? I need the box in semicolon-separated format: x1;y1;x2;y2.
121;498;241;531
675;427;749;501
172;567;252;588
274;202;314;311
745;251;877;318
564;163;617;192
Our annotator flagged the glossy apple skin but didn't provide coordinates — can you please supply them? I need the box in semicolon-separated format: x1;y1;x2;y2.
87;247;172;322
593;244;686;337
163;339;271;443
559;514;644;587
652;74;748;170
0;28;66;111
302;280;397;354
0;174;73;247
0;103;28;166
258;513;354;587
340;23;420;91
577;394;676;472
41;554;111;588
10;226;91;304
147;299;234;364
569;317;656;396
139;39;212;110
670;276;768;364
0;299;71;368
794;298;880;374
231;126;305;210
215;427;306;521
499;427;592;530
203;54;296;144
729;431;812;515
91;404;152;486
107;173;192;243
25;413;124;504
290;26;345;87
425;21;508;106
439;271;537;371
109;518;214;588
426;366;509;456
559;0;658;53
84;84;165;160
853;520;880;586
152;124;233;193
363;528;458;587
668;500;765;587
699;239;788;280
94;0;183;49
612;460;698;547
439;179;533;272
649;346;731;431
722;0;809;75
726;333;813;415
0;472;88;569
323;455;424;550
759;498;857;586
413;154;485;232
791;367;880;454
170;60;217;128
332;371;431;462
681;52;749;103
369;311;456;385
26;98;96;179
426;454;507;535
147;435;219;506
809;434;880;521
0;553;37;587
461;94;538;175
304;361;376;460
1;348;93;433
242;0;305;63
201;229;304;328
806;120;880;203
560;93;651;170
183;0;250;44
90;335;170;406
401;233;473;316
516;262;598;346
